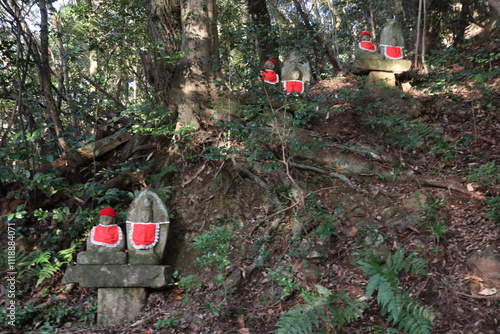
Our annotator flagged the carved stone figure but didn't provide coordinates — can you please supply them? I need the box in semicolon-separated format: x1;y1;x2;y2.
260;58;279;84
281;51;311;95
355;31;383;61
379;20;405;60
352;21;412;87
63;189;173;326
76;207;127;265
126;188;170;265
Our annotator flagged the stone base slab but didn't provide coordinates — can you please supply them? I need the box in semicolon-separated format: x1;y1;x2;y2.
62;264;172;288
352;58;411;75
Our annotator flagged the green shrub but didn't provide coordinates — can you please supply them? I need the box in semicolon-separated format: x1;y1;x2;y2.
193;224;233;270
486;196;500;224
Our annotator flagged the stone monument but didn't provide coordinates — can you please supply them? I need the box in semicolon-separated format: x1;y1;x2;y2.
76;207;127;265
63;188;172;325
259;58;279;85
126;189;170;265
352;21;411;87
281;51;311;95
379;20;405;60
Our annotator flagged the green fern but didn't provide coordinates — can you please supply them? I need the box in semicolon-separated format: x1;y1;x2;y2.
20;242;80;286
358;250;435;334
275;285;367;333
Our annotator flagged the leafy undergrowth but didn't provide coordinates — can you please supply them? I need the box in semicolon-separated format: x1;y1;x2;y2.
2;38;500;334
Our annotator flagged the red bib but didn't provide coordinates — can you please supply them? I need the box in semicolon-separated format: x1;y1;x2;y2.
382;45;403;59
130;223;159;249
260;70;279;84
90;225;122;247
284;80;304;94
359;41;376;52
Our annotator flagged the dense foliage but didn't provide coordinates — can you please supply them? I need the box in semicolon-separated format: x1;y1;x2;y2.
0;0;499;332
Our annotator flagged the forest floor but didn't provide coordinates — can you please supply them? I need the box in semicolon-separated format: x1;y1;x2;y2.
2;38;500;334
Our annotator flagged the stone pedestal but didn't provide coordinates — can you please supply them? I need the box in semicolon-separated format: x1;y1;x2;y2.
63;264;172;325
98;288;147;325
366;71;396;87
62;265;173;288
352;58;412;75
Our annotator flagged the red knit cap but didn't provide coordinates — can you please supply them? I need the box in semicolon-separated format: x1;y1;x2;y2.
267;58;277;66
98;207;117;217
360;31;371;38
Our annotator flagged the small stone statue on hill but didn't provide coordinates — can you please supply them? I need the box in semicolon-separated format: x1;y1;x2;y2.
260;58;280;85
379;19;405;60
126;188;170;265
76;207;127;264
355;31;384;61
281;51;311;95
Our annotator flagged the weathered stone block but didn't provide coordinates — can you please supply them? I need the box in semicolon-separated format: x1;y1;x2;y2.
352;58;411;75
77;251;127;265
366;71;396;87
62;264;173;288
97;288;147;325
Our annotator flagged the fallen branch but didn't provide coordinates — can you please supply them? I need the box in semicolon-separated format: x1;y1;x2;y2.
38;132;132;173
289;161;367;193
410;174;487;201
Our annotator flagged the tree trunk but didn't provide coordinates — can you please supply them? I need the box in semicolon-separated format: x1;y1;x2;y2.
247;0;279;61
172;0;218;130
38;0;72;156
454;0;471;46
146;0;218;131
145;0;182;103
370;0;376;39
292;0;341;72
414;0;422;68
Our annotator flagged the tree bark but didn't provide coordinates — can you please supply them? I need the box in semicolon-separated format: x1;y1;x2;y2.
247;0;279;61
38;0;72;156
145;0;181;103
292;0;341;72
146;0;218;131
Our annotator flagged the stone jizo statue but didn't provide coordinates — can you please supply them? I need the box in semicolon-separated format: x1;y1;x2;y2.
379;19;405;60
126;188;170;265
352;20;412;87
260;58;279;84
281;51;311;95
88;208;124;251
63;188;173;326
128;197;159;250
355;31;384;62
358;31;376;52
76;207;127;264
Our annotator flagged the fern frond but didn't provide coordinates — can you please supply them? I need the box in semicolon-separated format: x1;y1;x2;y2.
275;286;367;334
275;304;317;334
33;250;51;264
358;250;435;334
36;263;61;286
58;241;79;263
